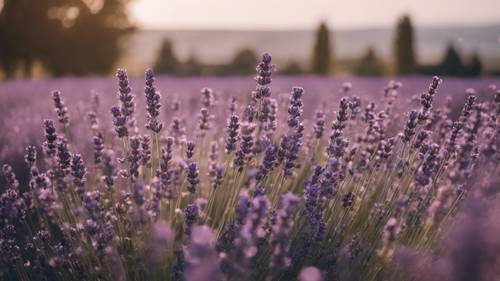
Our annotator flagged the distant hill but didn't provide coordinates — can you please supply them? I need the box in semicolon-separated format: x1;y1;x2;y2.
120;25;500;75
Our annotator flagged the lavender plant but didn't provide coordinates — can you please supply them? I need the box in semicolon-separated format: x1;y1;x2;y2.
1;53;499;281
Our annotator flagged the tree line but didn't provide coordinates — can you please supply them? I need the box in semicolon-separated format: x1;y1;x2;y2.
0;3;487;77
153;16;484;77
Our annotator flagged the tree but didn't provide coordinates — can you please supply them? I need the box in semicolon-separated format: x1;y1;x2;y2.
393;15;417;75
0;0;62;77
466;51;482;76
154;39;180;75
354;47;385;76
230;48;257;75
438;44;464;76
0;0;134;77
311;22;332;75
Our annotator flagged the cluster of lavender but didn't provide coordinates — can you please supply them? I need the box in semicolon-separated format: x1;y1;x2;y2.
1;53;499;281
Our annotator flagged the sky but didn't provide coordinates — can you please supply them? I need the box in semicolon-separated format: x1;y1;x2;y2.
131;0;500;30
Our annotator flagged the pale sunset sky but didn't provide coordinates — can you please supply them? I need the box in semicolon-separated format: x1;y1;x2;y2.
131;0;500;30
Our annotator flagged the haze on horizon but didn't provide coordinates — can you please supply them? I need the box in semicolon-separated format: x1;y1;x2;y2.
131;0;500;30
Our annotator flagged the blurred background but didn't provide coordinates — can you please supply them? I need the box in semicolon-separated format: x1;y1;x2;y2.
0;0;499;79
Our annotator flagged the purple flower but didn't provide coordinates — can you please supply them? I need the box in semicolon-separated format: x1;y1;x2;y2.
225;114;240;154
402;110;418;143
70;154;87;196
144;69;163;133
52;90;70;127
184;203;199;237
269;193;300;272
299;266;323;281
184;225;223;281
2;164;19;189
141;135;152;168
43;119;58;157
110;106;128;138
200;87;215;108
234;122;255;172
186;162;200;194
186;141;196;160
128;136;141;180
313;110;326;139
255;144;278;181
116;68;136;131
92;132;105;164
252;53;275;100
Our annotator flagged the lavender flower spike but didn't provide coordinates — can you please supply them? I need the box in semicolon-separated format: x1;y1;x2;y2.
186;162;200;194
253;53;276;100
52;90;70;127
225;114;240;154
116;68;136;130
144;68;163;133
71;154;87;196
43;119;58;157
110;106;128;138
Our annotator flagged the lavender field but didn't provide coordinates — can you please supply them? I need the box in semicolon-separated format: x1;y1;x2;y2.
1;54;499;281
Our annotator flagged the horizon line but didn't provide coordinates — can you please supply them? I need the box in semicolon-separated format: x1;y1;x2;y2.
134;21;500;32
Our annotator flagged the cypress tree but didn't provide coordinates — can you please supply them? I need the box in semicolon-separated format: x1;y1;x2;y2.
311;22;332;75
393;15;417;74
154;39;180;75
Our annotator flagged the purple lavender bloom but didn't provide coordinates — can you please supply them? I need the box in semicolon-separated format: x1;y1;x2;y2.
141;135;152;168
304;183;326;245
158;138;174;197
186;162;200;194
299;266;323;281
56;136;71;172
255;144;278;181
269;193;300;272
100;149;116;189
327;97;350;157
184;225;223;281
151;220;173;258
231;194;270;274
418;76;442;123
132;181;146;206
144;69;163;133
24;145;39;178
116;69;135;118
282;125;304;177
225;114;240;154
24;145;37;169
313;110;326;139
128;136;141;180
200;87;215;108
198;107;212;134
2;164;19;189
70;154;87;196
415;143;440;189
110;105;128;138
402;110;418;143
43;119;58;157
92;132;105;165
210;164;224;189
252;53;275;100
234;122;255;172
349;96;362;120
186;141;195;160
184;203;199;237
264;98;278;135
287;87;304;129
52;90;70;127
